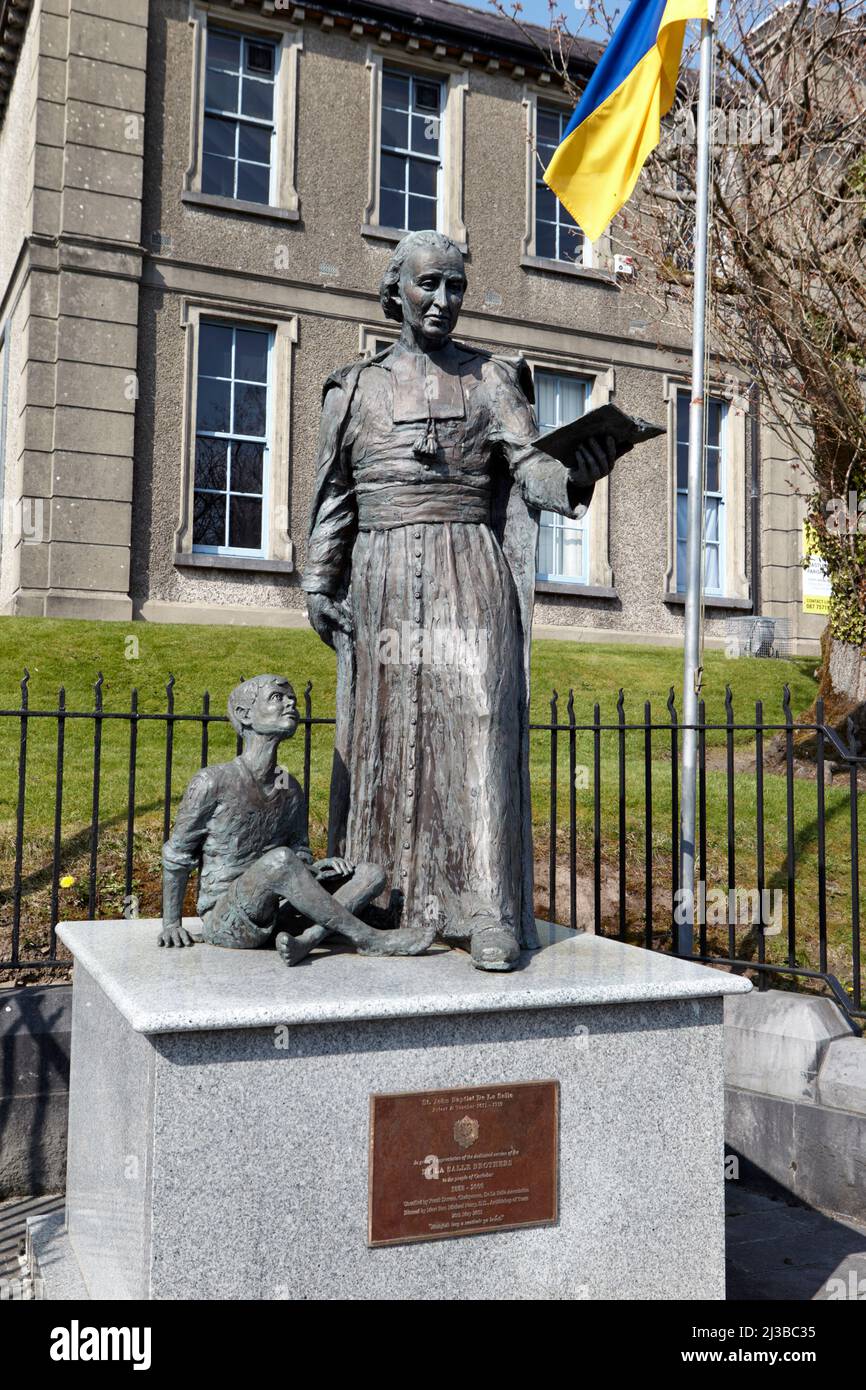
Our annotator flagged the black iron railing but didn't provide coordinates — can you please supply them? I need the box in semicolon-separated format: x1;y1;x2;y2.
1;671;863;1020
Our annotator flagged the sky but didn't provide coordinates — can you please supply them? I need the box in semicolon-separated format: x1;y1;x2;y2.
454;0;787;44
457;0;613;42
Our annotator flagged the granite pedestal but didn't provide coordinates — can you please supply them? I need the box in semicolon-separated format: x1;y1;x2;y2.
35;920;750;1301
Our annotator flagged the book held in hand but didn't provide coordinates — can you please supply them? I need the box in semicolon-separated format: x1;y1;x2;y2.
533;403;665;468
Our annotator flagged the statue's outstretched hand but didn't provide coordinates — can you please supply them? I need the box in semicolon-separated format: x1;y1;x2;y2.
307;593;353;648
158;922;195;948
569;433;618;487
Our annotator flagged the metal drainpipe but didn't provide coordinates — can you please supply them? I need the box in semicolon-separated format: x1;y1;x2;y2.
0;319;9;572
750;379;761;614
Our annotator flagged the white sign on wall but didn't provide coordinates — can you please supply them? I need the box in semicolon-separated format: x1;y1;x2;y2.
802;523;832;614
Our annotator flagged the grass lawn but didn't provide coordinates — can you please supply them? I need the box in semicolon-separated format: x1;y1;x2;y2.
1;615;860;1000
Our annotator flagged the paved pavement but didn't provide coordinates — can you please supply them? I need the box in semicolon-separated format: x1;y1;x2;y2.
726;1184;866;1301
2;1184;865;1300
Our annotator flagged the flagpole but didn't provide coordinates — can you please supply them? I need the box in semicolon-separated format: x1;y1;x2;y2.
676;11;715;957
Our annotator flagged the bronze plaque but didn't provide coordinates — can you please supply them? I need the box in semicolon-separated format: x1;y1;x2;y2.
368;1080;559;1247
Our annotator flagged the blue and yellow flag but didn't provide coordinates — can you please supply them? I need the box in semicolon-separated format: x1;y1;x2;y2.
544;0;713;241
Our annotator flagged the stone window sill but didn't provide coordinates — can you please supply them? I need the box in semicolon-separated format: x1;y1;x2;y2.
663;591;751;611
182;190;299;223
520;253;619;287
361;222;468;255
536;580;619;599
175;552;295;575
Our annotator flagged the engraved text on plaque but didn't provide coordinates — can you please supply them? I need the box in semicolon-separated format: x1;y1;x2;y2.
368;1080;559;1246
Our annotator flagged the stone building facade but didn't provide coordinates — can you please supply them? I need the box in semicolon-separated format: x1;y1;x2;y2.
0;0;825;652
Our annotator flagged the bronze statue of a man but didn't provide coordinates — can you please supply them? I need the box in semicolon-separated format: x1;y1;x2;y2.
303;230;617;972
159;674;434;964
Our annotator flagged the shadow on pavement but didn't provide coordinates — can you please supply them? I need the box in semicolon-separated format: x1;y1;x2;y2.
726;1155;866;1301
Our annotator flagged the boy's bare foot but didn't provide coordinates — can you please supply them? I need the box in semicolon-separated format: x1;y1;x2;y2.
277;916;436;967
356;919;437;957
276;924;329;966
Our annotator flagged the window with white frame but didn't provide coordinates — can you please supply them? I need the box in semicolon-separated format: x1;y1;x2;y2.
536;371;592;584
193;320;272;555
201;28;277;206
675;390;727;594
535;106;588;265
358;325;398;360
378;67;444;233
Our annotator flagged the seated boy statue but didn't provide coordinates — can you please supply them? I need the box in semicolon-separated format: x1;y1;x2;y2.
159;674;435;966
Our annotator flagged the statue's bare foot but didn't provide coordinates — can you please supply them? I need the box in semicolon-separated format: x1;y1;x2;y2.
276;925;328;967
470;925;520;972
356;920;436;958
